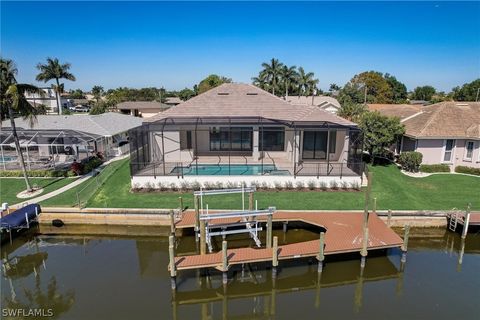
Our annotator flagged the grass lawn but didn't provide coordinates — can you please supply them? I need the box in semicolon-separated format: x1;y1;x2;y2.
0;177;76;205
41;158;479;211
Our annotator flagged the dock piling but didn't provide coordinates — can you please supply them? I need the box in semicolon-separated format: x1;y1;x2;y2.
282;222;287;233
317;232;325;273
178;197;183;212
401;224;410;263
194;195;200;241
249;192;254;211
360;227;368;268
200;219;206;255
267;214;273;248
461;203;471;239
373;197;377;215
272;236;278;278
222;240;228;285
387;209;392;227
169;210;176;234
169;235;177;289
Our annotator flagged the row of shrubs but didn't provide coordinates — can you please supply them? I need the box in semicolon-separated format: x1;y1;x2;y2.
419;164;450;173
398;152;423;172
0;169;69;177
132;179;362;192
0;156;104;177
455;166;480;176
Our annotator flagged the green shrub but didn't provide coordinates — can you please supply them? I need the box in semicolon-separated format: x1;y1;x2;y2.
0;169;68;177
455;166;480;176
420;164;450;173
82;157;103;174
398;151;423;172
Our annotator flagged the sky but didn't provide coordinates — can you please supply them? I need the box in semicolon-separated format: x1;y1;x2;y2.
1;1;479;92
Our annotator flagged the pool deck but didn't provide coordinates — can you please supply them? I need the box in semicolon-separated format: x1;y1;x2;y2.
172;211;404;271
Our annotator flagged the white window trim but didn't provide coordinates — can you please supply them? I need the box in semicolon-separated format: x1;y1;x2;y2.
441;139;456;164
463;140;475;162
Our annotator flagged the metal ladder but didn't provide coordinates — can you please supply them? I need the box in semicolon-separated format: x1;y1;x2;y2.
449;212;458;231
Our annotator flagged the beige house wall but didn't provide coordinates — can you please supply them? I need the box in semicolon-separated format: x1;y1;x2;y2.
411;138;480;170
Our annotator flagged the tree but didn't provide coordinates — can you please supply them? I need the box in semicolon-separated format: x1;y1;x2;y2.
280;65;298;99
1;58;45;191
197;74;232;94
89;101;109;115
411;85;436;101
69;89;85;99
329;83;340;92
337;102;367;123
337;81;365;105
91;85;104;103
36;58;76;115
252;71;269;92
452;79;480;101
384;73;407;103
360;111;405;160
260;58;284;95
339;71;395;104
297;67;318;97
178;88;195;101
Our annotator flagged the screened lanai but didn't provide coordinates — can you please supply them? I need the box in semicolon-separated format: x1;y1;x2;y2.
129;115;364;179
0;129;105;170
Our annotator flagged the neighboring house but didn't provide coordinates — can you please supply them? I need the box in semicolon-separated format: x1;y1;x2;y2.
165;97;183;106
0;113;142;170
369;102;480;171
129;83;364;188
117;101;170;118
25;87;72;114
367;104;422;121
286;96;342;114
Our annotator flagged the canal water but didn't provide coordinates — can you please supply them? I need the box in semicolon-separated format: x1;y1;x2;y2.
1;225;479;319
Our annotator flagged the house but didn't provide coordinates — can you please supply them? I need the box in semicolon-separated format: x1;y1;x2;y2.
117;101;171;118
369;102;480;171
399;102;480;170
286;95;342;114
25;87;72;114
1;113;142;170
129;83;364;188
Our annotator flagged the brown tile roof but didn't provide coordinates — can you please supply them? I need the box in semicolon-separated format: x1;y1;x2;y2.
367;104;422;120
146;83;356;126
116;101;170;110
402;101;480;139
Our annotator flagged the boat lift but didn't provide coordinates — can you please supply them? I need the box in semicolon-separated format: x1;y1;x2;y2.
191;186;275;254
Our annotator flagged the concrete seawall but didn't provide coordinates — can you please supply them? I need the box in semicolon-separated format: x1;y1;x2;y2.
38;207;457;228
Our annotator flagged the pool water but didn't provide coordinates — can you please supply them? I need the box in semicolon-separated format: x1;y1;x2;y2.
172;164;289;175
0;156;16;163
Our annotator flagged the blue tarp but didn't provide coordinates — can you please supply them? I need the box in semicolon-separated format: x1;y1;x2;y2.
0;204;41;229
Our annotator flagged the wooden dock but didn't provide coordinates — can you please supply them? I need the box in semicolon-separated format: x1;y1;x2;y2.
172;211;403;271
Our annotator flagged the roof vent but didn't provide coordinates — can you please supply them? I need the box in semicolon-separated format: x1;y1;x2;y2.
246;93;258;96
217;92;229;96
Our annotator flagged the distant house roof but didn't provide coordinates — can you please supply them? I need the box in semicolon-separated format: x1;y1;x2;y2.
367;104;422;121
401;102;480;139
165;97;183;105
1;112;142;137
286;95;341;110
72;99;90;105
117;101;170;110
146;83;355;127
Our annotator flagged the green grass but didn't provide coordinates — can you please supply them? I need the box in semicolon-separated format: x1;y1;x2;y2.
0;177;76;205
41;158;479;211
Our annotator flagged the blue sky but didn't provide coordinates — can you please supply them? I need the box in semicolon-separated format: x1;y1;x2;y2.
1;1;479;92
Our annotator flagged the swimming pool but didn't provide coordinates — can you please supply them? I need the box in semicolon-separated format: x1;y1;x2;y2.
171;164;290;175
0;155;16;163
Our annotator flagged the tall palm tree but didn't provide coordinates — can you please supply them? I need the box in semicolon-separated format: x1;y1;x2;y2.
297;67;315;97
261;58;284;95
1;58;45;192
36;58;76;115
91;85;104;103
252;70;269;91
280;65;298;100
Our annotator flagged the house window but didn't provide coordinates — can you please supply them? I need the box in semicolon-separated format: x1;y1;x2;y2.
443;139;455;162
464;141;474;161
180;130;192;150
260;127;285;151
210;127;252;151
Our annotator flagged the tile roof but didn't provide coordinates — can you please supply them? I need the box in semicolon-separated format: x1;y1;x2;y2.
116;101;170;110
1;112;142;137
402;102;480;139
146;83;355;127
286;95;341;109
367;104;422;120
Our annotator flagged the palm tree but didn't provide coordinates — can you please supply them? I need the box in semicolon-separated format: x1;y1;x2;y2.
280;65;298;100
252;70;269;91
297;67;319;104
261;58;284;95
91;85;104;103
36;58;76;115
1;58;45;192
